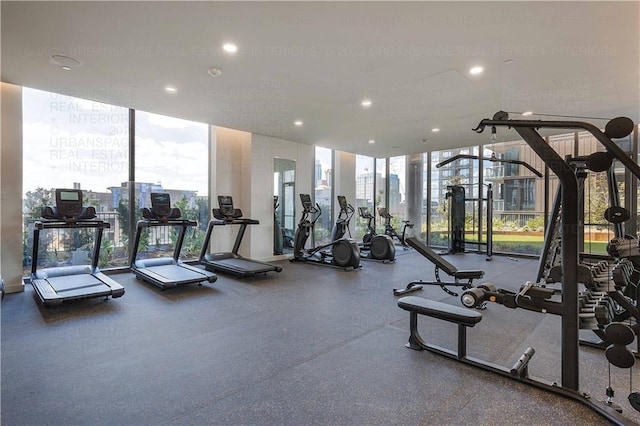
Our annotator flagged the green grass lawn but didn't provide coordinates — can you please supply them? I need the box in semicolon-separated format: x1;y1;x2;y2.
431;232;610;255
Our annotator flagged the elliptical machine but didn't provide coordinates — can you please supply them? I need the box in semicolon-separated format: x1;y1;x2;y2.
292;194;361;270
355;204;395;262
377;207;414;248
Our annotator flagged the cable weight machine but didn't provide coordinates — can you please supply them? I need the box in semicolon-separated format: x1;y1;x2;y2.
463;111;640;424
436;154;542;261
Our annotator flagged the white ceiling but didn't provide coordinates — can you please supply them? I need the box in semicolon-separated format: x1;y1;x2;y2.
2;1;639;157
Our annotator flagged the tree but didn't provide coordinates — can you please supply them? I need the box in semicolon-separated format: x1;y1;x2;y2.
116;198;148;253
24;187;55;218
171;196;205;257
23;187;56;271
583;171;614;227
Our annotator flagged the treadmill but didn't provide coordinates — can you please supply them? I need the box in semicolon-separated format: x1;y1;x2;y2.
30;188;125;307
130;193;217;289
199;195;283;277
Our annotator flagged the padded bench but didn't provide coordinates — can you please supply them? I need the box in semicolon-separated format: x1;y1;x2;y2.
398;296;482;358
394;238;484;296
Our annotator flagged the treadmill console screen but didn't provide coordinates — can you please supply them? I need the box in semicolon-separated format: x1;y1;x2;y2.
150;193;172;216
299;193;313;210
55;189;83;216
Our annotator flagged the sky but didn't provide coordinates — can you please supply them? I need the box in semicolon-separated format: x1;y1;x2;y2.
22;87;209;197
22;87;408;200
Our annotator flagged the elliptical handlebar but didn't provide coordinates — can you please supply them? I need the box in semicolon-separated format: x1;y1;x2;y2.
298;194;321;226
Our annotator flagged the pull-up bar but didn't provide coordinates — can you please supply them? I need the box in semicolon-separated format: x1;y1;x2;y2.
435;154;543;178
472;112;640;181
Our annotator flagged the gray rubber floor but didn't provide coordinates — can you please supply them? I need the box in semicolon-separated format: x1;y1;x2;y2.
2;251;639;425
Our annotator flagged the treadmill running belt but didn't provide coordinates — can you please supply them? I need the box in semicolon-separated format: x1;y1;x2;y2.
216;258;276;273
145;264;208;281
47;274;104;292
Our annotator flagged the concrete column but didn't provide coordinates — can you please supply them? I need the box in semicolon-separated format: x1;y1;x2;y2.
1;83;24;293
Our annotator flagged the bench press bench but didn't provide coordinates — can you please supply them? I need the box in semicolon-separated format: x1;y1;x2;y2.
397;296;482;358
393;237;485;297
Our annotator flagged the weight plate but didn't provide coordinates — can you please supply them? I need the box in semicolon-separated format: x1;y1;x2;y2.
605;322;636;345
604;206;630;224
585;151;613;172
605;117;635;139
605;344;635;368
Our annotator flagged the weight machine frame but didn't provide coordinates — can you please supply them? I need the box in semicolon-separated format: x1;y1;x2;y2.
468;111;640;425
436;154;542;261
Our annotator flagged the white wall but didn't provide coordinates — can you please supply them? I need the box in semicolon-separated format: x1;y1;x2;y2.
1;83;24;293
250;134;313;261
209;127;313;261
209;126;252;254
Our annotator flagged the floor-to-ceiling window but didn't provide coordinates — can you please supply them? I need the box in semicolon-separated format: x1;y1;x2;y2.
486;139;545;256
22;88;130;272
388;156;406;230
429;151;447;246
577;130;629;254
314;146;333;244
22;88;211;273
375;158;387;235
133;111;209;261
354;155;374;240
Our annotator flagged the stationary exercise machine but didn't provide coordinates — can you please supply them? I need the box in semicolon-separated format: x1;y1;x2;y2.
30;188;124;306
537;153;628;285
131;192;217;289
377;207;414;248
333;195;394;262
532;152;640;359
331;195;355;242
431;111;640;424
291;194;360;270
358;206;395;261
444;183;493;260
436;154;542;260
199;195;283;277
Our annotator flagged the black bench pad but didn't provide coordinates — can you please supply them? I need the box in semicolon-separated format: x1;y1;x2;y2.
406;237;483;279
398;296;482;326
453;270;484;279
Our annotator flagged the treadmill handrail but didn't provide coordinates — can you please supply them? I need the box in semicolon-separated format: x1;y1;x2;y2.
34;220;110;230
211;218;260;226
136;218;197;228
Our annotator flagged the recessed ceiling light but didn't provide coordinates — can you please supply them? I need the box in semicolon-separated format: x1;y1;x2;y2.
207;67;222;77
361;99;372;108
223;43;238;53
61;66;72;71
504;59;513;65
368;139;375;144
50;54;81;69
294;120;303;126
522;111;533;116
469;66;484;75
431;128;440;133
165;86;177;94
